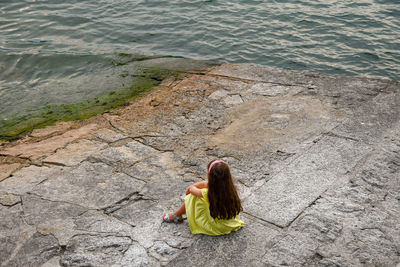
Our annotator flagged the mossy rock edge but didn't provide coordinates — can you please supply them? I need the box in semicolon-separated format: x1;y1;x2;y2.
0;67;180;141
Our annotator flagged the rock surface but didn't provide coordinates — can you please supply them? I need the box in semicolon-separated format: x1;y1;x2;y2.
0;63;399;266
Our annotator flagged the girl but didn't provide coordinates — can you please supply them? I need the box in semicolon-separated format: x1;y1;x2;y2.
162;160;244;235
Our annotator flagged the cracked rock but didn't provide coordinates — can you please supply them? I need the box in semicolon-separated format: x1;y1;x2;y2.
61;234;131;266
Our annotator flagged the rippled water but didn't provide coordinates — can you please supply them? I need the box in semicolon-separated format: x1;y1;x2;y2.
0;0;399;120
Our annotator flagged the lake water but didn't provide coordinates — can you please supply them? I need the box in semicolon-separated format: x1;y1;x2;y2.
0;0;399;120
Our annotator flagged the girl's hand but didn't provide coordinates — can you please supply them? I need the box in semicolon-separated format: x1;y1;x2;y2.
185;186;192;195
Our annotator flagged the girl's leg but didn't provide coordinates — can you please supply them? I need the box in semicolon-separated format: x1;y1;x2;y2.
174;202;186;217
163;202;185;222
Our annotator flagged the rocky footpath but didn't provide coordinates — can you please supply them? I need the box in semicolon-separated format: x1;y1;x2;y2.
0;63;399;266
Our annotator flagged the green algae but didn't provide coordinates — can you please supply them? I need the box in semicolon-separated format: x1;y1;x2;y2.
0;67;181;141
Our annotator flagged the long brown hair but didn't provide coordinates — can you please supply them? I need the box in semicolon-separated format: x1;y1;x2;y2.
207;160;243;220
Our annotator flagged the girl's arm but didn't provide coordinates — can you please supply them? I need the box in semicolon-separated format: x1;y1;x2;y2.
188;185;203;198
185;181;208;197
193;181;208;189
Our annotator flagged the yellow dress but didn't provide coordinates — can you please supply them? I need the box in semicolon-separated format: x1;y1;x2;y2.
184;188;244;235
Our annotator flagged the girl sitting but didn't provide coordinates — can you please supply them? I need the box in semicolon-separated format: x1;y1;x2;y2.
162;160;244;236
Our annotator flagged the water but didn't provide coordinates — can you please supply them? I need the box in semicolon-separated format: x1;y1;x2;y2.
1;0;399;120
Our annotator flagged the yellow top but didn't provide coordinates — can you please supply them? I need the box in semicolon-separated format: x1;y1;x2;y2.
184;188;244;236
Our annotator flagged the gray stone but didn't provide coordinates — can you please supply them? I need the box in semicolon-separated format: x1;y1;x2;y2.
90;141;158;166
32;162;145;209
124;152;184;182
139;178;189;202
61;234;131;266
94;128;127;143
244;135;371;227
0;235;20;265
22;194;87;226
112;200;164;248
263;234;318;266
118;242;156;267
291;214;342;243
0;204;24;234
0;204;36;265
41;256;61;267
148;240;180;265
169;216;280;267
74;210;134;234
44;139;107;166
0;192;20;206
223;94;243;106
6;232;60;267
332;91;400;143
350;228;398;266
208;89;229;100
36;218;80;247
0;166;63;195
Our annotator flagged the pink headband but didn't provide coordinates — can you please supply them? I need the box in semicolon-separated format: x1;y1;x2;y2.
208;160;224;172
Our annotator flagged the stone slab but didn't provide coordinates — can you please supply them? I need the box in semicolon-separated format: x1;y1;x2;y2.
1;123;97;159
94;128;127;143
0;163;20;182
208;95;345;154
60;234;131;266
90;140;158;166
332;91;400;143
32;162;145;209
22;194;87;226
244;135;371;227
112;200;165;248
0;165;63;195
4;232;59;267
119;241;158;267
73;210;134;234
0;192;21;206
30;122;73;138
44;139;107;166
169;215;280;266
